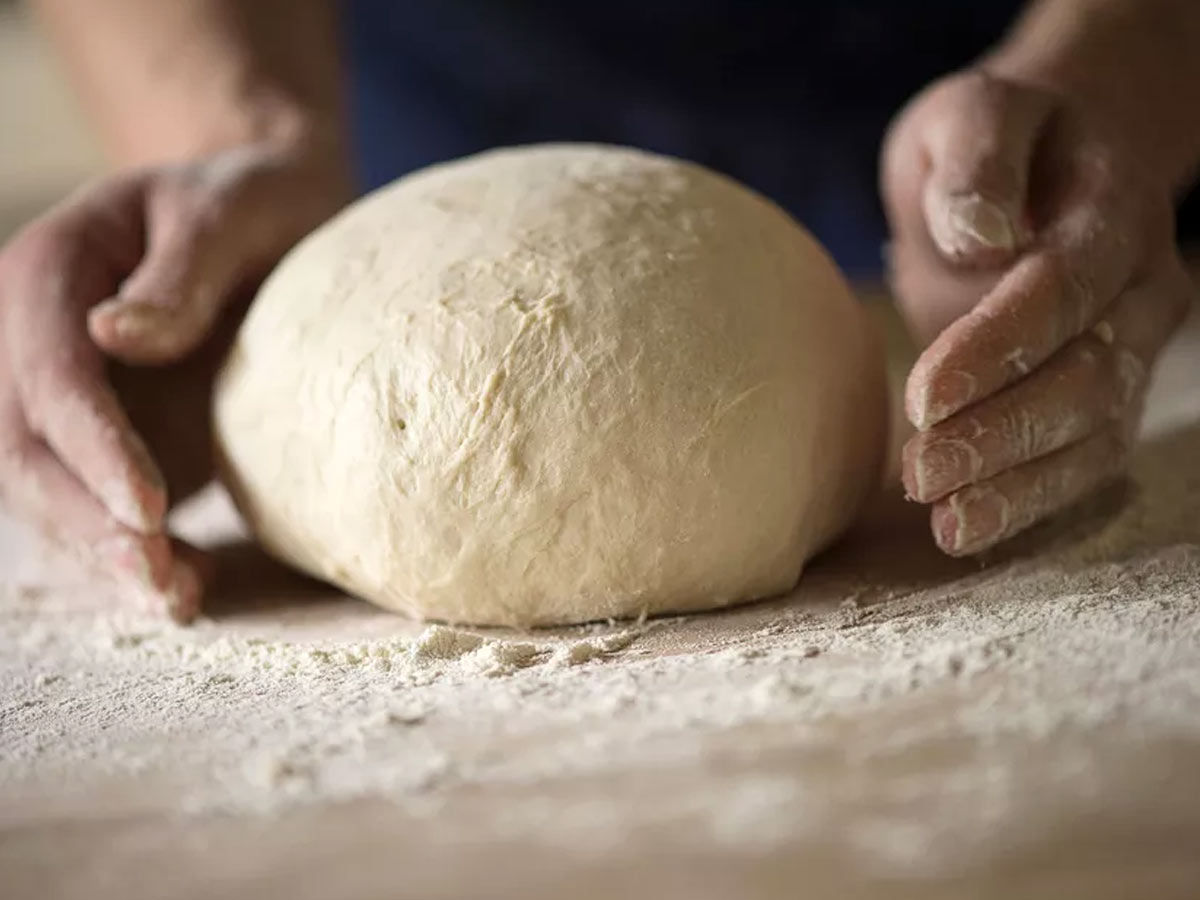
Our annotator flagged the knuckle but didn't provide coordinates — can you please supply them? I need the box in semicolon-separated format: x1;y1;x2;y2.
952;67;1008;106
995;404;1043;463
1066;134;1121;192
1045;249;1096;341
1072;330;1122;386
1020;471;1054;518
957;67;1045;119
1075;332;1142;419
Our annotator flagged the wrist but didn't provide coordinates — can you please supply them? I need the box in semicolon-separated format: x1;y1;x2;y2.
173;95;354;225
217;105;354;239
257;101;354;205
131;87;348;174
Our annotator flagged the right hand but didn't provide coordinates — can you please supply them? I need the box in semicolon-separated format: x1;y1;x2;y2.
882;69;1193;556
0;141;348;621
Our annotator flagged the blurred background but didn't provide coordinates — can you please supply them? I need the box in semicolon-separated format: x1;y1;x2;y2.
0;1;101;241
3;2;1200;268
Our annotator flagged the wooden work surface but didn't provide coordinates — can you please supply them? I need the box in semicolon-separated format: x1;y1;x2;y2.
4;11;1200;898
2;302;1199;900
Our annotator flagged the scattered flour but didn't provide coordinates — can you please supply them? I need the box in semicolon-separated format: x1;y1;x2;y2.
549;630;639;667
4;529;1200;879
3;311;1200;884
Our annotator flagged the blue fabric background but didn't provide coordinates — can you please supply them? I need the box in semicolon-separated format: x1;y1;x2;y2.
340;2;1200;276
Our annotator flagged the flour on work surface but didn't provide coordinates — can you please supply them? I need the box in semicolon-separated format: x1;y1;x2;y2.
5;529;1200;877
3;315;1200;880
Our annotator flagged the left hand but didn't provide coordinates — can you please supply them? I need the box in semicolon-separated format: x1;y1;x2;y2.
882;68;1195;556
0;141;347;620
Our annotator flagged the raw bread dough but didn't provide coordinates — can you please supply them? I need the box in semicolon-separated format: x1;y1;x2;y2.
214;144;887;626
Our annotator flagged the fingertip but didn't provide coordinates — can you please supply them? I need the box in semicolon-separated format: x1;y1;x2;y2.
931;501;964;556
123;550;203;624
88;300;185;364
905;376;933;431
900;435;924;501
97;530;174;593
165;557;204;625
906;333;982;431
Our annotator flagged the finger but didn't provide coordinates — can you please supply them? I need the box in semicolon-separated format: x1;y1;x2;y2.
883;208;1001;346
0;419;193;614
903;256;1194;501
168;538;210;624
906;184;1149;430
0;401;203;620
904;335;1121;502
33;367;167;532
881;81;1016;344
2;222;168;533
87;196;249;365
36;459;201;622
929;425;1128;556
921;71;1051;263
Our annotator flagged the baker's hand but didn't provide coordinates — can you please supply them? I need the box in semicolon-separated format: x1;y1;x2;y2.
0;142;347;620
882;69;1195;556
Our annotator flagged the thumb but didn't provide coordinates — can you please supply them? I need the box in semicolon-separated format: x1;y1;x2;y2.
88;204;254;365
921;72;1051;266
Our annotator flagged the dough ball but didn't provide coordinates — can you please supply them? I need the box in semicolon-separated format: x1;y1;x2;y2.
214;144;886;626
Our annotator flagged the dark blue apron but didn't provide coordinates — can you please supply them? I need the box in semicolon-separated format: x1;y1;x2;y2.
340;1;1197;276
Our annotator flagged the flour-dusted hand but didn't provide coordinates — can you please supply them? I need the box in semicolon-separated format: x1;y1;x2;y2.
883;45;1197;555
0;143;346;620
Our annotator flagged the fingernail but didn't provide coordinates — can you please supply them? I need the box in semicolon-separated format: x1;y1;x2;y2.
932;503;961;553
934;487;1010;555
911;439;981;501
165;559;202;624
910;370;978;430
943;194;1018;256
110;306;162;341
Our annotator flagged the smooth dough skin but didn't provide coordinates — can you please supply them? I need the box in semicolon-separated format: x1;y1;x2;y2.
214;144;887;626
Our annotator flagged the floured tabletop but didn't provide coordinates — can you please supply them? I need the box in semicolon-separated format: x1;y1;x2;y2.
2;298;1199;900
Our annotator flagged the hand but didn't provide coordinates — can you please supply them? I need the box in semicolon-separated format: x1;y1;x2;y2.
0;141;348;619
882;69;1195;556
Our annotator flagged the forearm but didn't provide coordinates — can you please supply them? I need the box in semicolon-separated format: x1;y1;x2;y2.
32;0;349;173
987;0;1200;193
